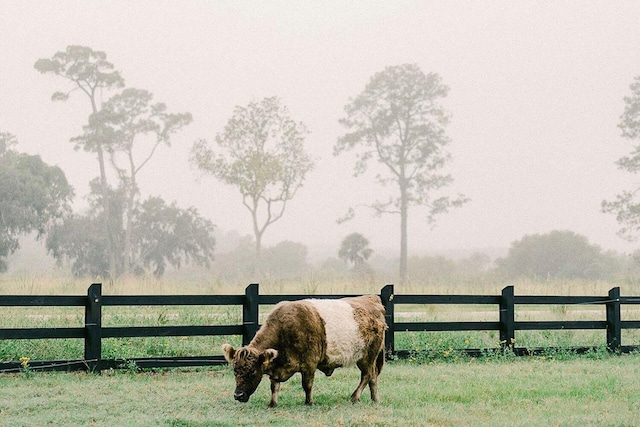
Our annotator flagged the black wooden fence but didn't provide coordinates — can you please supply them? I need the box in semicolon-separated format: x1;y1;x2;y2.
0;283;639;373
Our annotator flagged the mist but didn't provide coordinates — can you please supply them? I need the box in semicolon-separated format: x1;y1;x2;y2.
3;1;640;273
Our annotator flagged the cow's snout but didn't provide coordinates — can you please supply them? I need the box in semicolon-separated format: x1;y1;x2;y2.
234;388;249;402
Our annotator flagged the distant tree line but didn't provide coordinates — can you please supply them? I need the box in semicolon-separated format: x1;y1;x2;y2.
198;229;634;286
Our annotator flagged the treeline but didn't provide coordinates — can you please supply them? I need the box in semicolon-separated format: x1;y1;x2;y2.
191;229;637;286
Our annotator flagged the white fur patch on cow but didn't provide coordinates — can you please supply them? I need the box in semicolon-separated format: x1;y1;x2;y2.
307;299;365;367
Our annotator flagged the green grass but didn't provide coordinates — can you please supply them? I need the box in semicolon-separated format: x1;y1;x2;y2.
0;304;244;362
1;355;640;426
2;276;640;424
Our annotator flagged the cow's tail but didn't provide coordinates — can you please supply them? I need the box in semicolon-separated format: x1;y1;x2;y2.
375;347;385;375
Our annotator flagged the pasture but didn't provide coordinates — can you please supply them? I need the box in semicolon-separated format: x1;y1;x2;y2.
1;355;640;426
2;274;640;425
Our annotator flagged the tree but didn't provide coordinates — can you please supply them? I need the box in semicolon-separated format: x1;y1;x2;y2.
35;45;125;277
36;46;198;279
260;241;309;278
334;64;468;285
338;233;373;268
210;235;257;281
75;88;192;274
0;132;73;272
191;97;314;263
496;230;619;280
131;197;215;277
45;213;110;277
47;187;215;278
603;75;640;240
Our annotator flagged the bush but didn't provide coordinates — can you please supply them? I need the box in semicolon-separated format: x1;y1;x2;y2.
496;230;622;280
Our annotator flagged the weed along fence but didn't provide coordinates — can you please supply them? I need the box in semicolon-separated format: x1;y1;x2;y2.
1;283;640;373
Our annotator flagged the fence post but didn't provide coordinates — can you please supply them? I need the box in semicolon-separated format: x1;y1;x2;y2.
500;285;515;351
380;284;395;357
606;287;621;352
84;283;102;373
243;283;259;346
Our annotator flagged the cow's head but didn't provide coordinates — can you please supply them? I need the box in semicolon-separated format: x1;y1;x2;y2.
222;344;278;403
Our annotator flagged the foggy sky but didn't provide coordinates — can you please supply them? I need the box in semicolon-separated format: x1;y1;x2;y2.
2;1;640;261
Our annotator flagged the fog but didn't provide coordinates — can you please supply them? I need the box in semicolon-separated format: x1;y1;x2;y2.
3;1;640;265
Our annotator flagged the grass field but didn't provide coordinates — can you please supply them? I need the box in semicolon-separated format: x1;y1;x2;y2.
2;274;640;425
1;354;640;426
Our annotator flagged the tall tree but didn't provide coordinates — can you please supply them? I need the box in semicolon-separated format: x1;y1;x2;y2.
35;45;124;278
191;97;314;263
603;75;640;240
0;132;73;271
75;88;192;274
335;64;468;285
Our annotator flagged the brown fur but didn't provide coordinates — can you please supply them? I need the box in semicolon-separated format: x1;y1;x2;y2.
222;295;386;407
342;295;387;402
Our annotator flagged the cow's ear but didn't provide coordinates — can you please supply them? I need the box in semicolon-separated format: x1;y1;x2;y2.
222;344;235;363
262;348;278;368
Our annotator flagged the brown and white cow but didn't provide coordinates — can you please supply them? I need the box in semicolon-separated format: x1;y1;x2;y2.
222;294;386;407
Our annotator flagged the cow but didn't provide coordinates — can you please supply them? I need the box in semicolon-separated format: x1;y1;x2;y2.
222;294;387;408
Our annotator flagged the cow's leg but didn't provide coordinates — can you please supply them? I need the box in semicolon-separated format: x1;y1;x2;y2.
369;349;384;403
268;379;280;408
368;370;379;403
350;363;371;403
301;370;315;405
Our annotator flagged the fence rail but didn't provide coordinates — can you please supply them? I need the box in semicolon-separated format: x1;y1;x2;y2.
0;283;639;373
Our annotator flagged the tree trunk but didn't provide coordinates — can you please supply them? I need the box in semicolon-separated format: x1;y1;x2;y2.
91;97;117;279
123;182;136;276
399;184;409;286
123;152;138;276
97;145;117;279
255;232;262;263
251;205;263;276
